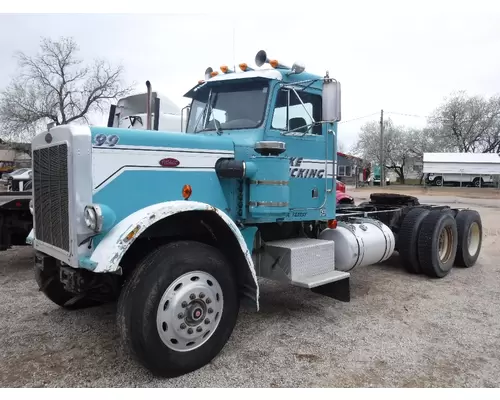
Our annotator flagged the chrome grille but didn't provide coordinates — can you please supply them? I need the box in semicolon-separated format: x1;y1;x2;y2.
33;143;70;251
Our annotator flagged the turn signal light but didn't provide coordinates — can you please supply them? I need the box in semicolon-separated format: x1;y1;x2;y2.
327;219;337;229
182;184;192;200
125;225;141;241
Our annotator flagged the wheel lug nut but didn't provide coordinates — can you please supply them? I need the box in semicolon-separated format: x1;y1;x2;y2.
181;301;188;308
204;318;210;324
208;308;213;314
180;323;186;329
190;294;196;300
199;293;205;299
187;328;193;334
206;298;212;304
196;326;203;332
178;313;184;319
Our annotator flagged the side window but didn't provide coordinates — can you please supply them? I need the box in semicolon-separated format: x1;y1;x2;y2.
271;89;322;135
337;165;352;176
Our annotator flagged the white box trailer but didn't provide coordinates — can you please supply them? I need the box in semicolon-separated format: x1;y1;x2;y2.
423;152;500;187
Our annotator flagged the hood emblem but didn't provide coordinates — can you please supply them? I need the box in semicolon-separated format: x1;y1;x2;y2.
159;158;180;167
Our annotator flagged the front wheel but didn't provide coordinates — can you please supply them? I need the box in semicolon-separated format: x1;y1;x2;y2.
117;240;240;378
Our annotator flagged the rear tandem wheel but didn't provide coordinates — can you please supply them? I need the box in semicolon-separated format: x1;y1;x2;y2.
417;209;458;278
454;209;482;268
397;207;430;274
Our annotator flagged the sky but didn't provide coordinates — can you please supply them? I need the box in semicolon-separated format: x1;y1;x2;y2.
1;2;500;152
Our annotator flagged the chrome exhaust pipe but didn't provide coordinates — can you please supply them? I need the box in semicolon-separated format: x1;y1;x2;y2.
146;80;152;130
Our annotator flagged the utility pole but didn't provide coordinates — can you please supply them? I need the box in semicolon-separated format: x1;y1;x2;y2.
380;109;385;187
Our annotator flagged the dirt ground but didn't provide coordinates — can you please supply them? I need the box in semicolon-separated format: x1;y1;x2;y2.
0;190;499;388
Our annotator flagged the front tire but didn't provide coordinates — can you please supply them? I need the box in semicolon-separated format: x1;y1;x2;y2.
117;240;239;378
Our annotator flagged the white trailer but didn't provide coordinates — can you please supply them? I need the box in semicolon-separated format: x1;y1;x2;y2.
423;152;500;187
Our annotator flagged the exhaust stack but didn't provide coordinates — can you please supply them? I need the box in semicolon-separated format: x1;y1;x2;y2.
146;80;152;130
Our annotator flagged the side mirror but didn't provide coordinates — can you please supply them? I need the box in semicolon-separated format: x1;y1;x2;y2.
322;79;341;123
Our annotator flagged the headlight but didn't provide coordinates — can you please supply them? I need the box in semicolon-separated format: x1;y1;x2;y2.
84;205;103;232
29;199;34;215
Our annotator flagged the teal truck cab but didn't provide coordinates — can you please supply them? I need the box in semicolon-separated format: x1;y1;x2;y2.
28;50;483;378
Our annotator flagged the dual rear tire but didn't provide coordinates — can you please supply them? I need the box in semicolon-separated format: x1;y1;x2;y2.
397;207;482;278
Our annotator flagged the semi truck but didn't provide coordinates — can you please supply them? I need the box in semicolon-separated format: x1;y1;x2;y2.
27;50;483;378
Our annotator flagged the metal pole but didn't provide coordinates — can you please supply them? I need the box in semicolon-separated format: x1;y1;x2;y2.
380;109;384;187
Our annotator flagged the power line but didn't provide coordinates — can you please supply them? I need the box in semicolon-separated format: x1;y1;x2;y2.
339;112;379;124
385;111;430;119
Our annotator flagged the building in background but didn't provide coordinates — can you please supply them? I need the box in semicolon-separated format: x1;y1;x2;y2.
336;151;368;185
0;140;31;172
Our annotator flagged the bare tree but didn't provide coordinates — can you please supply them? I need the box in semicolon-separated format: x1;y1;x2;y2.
352;118;437;184
427;90;500;153
337;140;348;153
0;36;134;142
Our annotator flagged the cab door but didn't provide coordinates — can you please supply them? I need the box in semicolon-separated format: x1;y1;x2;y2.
266;86;335;219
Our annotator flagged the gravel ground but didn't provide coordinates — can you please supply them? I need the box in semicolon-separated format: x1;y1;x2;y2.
1;195;500;387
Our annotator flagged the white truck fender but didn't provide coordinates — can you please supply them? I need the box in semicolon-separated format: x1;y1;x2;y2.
89;200;259;309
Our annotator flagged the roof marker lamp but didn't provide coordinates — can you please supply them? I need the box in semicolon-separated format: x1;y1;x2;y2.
220;65;233;74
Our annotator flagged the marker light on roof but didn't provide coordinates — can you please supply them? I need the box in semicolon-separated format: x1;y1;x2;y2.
269;59;279;68
210;71;219;77
239;63;248;71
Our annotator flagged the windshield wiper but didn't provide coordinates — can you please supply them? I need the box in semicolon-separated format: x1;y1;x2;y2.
193;89;222;134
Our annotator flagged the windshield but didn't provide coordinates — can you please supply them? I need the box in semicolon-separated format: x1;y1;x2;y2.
186;80;269;133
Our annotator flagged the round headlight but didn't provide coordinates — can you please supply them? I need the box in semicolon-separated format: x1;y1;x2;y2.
84;205;103;232
84;207;97;231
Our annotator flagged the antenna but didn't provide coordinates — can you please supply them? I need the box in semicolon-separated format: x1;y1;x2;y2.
232;25;236;72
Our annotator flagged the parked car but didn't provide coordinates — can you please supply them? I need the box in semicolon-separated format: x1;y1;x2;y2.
425;172;494;187
336;179;355;207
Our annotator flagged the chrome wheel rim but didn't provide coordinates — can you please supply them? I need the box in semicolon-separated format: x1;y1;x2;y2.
438;226;454;263
467;222;480;255
156;271;224;352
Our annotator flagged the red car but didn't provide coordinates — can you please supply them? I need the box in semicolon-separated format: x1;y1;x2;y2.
336;180;355;207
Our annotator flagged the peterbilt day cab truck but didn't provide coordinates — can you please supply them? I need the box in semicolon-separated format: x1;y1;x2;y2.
28;50;483;378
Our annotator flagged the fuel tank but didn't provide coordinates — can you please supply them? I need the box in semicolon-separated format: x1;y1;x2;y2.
319;218;395;272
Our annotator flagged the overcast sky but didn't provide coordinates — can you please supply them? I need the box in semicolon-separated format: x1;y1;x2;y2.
1;3;500;151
